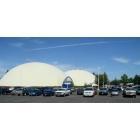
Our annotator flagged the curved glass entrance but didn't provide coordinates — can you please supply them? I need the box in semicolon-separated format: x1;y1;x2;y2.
62;76;74;88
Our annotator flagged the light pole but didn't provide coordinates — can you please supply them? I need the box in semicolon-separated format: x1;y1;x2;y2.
98;71;99;90
97;67;101;91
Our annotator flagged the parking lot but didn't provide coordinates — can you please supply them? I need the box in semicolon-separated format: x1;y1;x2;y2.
0;92;140;103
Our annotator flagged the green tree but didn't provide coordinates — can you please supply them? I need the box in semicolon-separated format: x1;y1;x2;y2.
99;74;103;86
133;75;140;85
103;72;109;85
121;74;128;85
127;77;134;83
95;72;109;87
110;78;120;85
95;74;98;85
84;83;92;87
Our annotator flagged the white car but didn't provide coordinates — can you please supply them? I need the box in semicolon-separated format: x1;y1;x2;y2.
83;87;96;97
123;87;136;98
110;88;120;96
55;88;71;97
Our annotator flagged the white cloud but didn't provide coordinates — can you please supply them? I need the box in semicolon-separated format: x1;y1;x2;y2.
10;42;24;48
0;62;7;78
51;61;76;71
25;58;35;62
32;39;45;44
31;41;107;51
134;61;140;65
51;61;100;73
113;57;129;64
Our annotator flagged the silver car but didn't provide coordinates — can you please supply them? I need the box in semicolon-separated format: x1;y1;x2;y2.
55;88;71;97
11;88;25;96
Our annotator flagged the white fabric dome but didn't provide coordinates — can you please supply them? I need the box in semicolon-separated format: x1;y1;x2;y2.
0;62;65;87
65;70;95;86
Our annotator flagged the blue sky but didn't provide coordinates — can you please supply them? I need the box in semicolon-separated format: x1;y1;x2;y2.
0;37;140;80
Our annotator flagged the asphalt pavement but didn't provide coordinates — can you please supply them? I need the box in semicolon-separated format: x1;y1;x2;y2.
0;93;140;103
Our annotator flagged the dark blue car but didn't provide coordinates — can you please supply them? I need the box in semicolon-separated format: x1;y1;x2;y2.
27;88;42;96
42;88;55;96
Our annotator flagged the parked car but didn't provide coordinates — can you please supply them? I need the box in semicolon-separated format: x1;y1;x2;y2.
99;87;108;95
0;88;5;95
123;87;136;98
43;88;55;96
66;88;73;94
133;86;140;95
110;88;120;96
11;88;27;96
55;88;71;97
2;88;13;95
0;88;2;95
83;87;96;97
27;88;42;96
76;88;84;95
71;88;75;93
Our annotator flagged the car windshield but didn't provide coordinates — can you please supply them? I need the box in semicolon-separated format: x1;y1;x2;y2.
15;88;23;91
112;89;118;92
58;88;66;91
126;88;134;90
44;88;53;91
78;88;83;91
100;88;107;90
28;88;39;92
15;89;22;91
134;87;140;90
85;88;93;91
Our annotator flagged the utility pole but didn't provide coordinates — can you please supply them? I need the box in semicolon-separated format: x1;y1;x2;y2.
98;71;100;90
97;67;101;92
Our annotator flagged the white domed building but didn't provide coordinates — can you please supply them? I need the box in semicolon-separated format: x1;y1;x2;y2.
64;70;96;87
0;62;65;87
